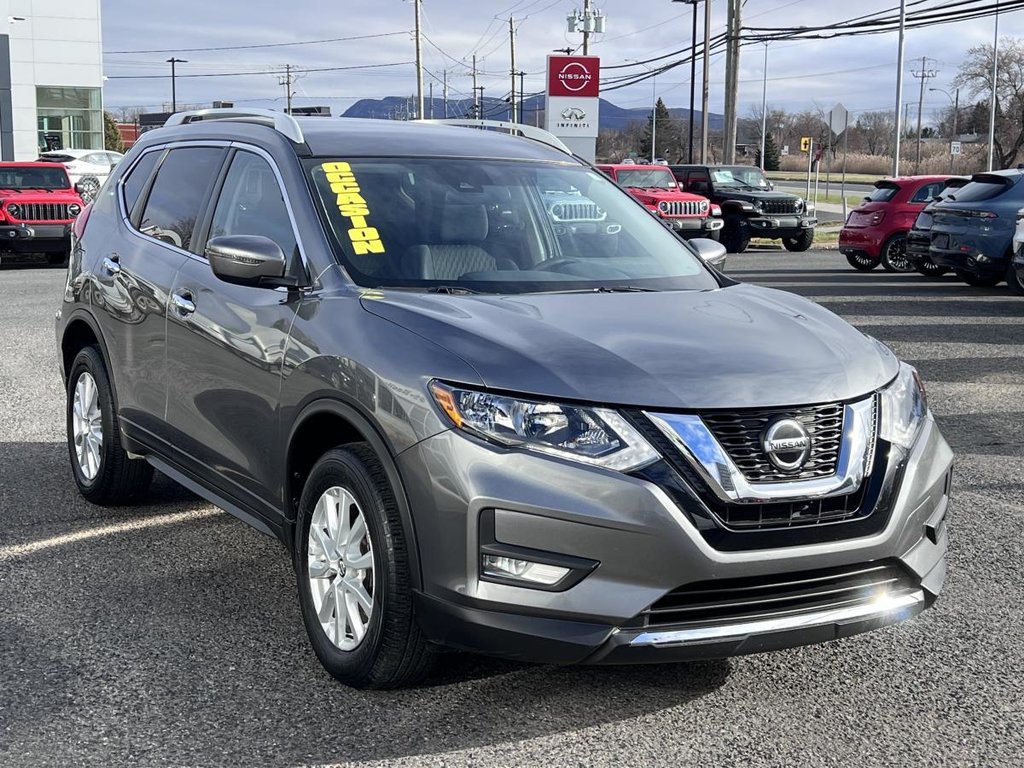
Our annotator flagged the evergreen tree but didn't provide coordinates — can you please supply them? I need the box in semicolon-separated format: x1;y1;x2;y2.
641;98;677;160
103;112;125;153
756;131;782;171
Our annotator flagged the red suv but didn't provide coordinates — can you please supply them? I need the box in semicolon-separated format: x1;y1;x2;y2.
0;161;84;266
597;163;723;240
840;175;951;272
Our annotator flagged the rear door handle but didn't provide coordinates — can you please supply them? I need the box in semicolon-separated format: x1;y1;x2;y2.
171;290;195;316
102;254;121;276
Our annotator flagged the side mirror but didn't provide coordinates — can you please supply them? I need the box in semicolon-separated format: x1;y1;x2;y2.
688;237;728;270
74;182;84;195
206;234;288;287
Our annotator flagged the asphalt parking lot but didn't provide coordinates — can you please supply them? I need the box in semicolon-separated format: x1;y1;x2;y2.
2;251;1023;767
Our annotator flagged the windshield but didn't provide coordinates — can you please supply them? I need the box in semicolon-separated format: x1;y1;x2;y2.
306;158;720;294
711;166;770;189
614;168;677;190
0;166;70;189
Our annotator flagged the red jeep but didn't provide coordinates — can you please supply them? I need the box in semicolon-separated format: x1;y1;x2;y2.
597;163;723;240
0;161;84;266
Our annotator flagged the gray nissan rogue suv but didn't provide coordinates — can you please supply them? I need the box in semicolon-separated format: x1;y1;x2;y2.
55;110;952;689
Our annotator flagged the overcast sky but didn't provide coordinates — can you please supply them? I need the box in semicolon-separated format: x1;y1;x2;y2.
101;0;1024;123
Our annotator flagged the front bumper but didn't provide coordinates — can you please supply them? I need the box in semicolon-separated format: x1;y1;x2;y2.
0;223;71;253
745;214;817;238
662;216;724;237
400;415;952;665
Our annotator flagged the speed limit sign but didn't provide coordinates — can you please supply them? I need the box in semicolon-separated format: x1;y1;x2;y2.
950;141;962;156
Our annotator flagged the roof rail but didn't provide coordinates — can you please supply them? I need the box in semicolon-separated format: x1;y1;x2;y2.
163;108;304;144
416;119;571;155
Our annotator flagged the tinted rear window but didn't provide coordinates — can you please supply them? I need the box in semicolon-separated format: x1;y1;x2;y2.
137;147;224;252
122;151;161;216
866;185;899;202
948;174;1016;202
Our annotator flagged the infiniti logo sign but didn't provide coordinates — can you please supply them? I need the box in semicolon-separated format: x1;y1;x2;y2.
762;419;812;471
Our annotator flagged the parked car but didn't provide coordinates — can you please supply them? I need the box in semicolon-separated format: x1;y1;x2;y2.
840;176;953;272
905;177;970;277
929;169;1024;287
37;149;124;203
596;163;723;240
56;110;952;689
1009;207;1024;294
670;164;816;254
0;161;83;265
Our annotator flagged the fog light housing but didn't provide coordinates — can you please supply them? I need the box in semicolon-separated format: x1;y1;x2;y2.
482;555;570;585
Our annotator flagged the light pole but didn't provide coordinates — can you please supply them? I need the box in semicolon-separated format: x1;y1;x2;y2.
166;57;187;113
672;0;700;163
930;87;959;173
629;59;658;163
759;41;768;170
988;1;1000;171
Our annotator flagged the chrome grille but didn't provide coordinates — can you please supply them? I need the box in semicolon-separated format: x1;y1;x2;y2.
701;402;846;482
638;561;915;629
550;201;606;222
658;199;708;217
760;198;798;215
10;202;71;221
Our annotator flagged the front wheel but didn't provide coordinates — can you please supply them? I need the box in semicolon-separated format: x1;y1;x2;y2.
782;229;814;252
846;252;881;271
721;219;749;254
66;347;152;504
295;444;433;689
1007;258;1024;295
955;270;1003;287
880;234;913;272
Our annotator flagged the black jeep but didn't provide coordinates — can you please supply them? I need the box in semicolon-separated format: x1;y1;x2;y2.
670;164;817;253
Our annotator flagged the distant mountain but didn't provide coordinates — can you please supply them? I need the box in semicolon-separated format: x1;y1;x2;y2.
342;95;724;132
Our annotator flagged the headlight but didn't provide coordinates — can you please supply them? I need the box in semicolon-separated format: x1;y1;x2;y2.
795;198;805;213
879;364;928;450
7;203;20;217
68;203;82;216
430;382;659;471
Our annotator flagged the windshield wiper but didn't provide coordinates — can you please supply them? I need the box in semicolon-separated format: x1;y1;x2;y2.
594;285;660;293
425;285;482;294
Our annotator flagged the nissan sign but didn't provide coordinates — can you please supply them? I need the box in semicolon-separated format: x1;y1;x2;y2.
547;56;600;98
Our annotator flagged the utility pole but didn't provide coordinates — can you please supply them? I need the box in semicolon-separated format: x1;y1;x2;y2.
429;81;434;118
471;54;479;118
166;57;187;113
443;69;449;118
517;71;526;125
278;64;294;114
892;0;907;175
701;0;710;163
988;2;1000;171
414;0;424;120
911;57;939;173
475;86;485;118
723;0;741;163
509;16;517;123
688;0;697;162
582;0;591;54
760;42;768;171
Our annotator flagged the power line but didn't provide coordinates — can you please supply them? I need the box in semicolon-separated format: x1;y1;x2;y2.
103;30;413;55
105;61;413;80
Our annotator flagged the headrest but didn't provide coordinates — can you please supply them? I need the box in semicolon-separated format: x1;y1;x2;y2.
440;203;488;242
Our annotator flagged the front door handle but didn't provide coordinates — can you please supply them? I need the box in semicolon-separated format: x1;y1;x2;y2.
102;254;121;276
171;290;195;316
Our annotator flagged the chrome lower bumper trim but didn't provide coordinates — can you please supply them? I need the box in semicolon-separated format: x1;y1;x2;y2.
629;590;924;647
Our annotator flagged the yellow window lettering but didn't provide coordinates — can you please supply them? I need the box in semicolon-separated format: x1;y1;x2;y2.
339;205;369;217
330;181;360;195
335;192;367;207
353;240;385;255
325;171;357;184
347;216;368;229
321;161;351;173
348;227;380;242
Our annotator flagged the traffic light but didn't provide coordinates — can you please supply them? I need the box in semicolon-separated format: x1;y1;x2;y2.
800;136;811;152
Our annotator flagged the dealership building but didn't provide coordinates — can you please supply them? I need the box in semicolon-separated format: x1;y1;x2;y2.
0;0;104;160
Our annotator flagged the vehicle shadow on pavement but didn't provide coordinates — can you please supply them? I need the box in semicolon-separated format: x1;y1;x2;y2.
0;441;732;767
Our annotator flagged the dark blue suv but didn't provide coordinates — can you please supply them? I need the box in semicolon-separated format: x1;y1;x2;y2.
929;169;1024;287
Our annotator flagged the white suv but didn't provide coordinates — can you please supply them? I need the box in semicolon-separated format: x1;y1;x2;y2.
37;149;124;201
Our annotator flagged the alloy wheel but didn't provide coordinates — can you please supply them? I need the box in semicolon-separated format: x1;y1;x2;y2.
72;371;102;481
883;237;913;272
307;486;375;651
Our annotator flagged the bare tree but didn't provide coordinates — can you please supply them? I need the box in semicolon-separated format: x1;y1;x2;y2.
953;37;1024;168
854;111;895;156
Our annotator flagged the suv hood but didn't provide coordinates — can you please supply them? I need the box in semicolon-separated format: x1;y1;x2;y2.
718;189;799;203
626;187;705;204
0;188;79;202
361;284;898;409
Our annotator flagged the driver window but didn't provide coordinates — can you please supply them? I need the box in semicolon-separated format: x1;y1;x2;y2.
210;151;298;265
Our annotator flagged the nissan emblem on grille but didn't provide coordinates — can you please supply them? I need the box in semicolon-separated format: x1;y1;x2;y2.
762;419;812;471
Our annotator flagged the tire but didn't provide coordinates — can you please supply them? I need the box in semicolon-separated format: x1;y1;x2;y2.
76;175;101;203
880;234;913;272
66;346;153;505
955;269;1003;287
913;257;949;277
47;251;70;267
294;444;433;689
1007;258;1024;296
845;252;881;271
782;229;814;252
721;218;750;254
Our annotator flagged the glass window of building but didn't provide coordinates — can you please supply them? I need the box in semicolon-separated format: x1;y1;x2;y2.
36;87;103;152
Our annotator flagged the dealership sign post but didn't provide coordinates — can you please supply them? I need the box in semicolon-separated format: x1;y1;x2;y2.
545;55;600;162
